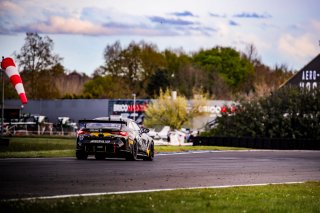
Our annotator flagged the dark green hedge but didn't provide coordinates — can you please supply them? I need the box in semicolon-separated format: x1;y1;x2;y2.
209;87;320;139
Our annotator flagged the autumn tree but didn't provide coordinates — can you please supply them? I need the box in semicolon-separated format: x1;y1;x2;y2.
15;33;61;71
146;68;171;97
193;47;254;95
144;89;207;129
138;42;166;97
163;50;193;96
96;41;167;98
82;75;131;98
102;41;123;77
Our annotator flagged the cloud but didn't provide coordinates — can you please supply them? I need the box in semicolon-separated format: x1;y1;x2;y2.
170;11;195;17
20;16;111;35
0;1;24;16
311;20;320;32
0;1;26;32
187;26;216;36
14;15;202;36
5;11;214;37
278;33;318;64
209;13;226;18
148;15;215;36
229;20;239;26
80;7;142;25
81;7;111;23
234;12;272;19
149;16;194;25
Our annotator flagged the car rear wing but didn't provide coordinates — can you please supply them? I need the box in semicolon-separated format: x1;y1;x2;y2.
78;119;127;129
78;119;126;124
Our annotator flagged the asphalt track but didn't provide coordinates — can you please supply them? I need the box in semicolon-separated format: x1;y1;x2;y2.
0;150;320;200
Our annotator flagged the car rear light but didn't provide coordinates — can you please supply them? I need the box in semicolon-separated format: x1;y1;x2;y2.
112;131;128;137
77;130;89;135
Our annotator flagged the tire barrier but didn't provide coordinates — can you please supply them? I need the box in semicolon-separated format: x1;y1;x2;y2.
1;57;28;104
193;136;320;150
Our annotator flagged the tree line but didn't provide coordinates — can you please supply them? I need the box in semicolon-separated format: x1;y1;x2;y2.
2;33;293;100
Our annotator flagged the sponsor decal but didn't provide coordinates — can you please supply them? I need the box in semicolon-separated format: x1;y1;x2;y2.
90;140;110;143
299;70;319;89
110;100;150;124
113;103;148;112
199;105;236;115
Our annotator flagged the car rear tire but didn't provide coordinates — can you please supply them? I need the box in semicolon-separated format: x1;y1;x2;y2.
76;150;88;160
143;143;154;161
126;141;138;161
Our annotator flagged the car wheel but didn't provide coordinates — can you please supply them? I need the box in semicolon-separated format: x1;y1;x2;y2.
126;141;138;161
143;143;154;161
95;153;106;160
76;150;88;160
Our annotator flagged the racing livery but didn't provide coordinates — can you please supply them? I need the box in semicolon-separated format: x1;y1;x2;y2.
76;117;154;161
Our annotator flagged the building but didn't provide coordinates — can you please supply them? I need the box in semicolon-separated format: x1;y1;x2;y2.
4;99;235;129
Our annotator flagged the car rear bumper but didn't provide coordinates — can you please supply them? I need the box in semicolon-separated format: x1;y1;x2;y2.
77;138;130;157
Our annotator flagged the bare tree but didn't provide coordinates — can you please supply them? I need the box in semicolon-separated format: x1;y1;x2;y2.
102;41;122;76
15;32;62;72
244;43;260;66
15;33;62;99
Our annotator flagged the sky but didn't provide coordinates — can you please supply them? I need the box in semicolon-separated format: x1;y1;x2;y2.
0;0;319;76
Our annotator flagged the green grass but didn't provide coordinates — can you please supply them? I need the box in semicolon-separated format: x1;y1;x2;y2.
0;150;75;158
0;137;75;158
0;136;247;158
1;182;319;213
0;136;75;151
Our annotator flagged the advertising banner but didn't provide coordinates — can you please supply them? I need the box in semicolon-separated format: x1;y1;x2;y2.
108;99;150;124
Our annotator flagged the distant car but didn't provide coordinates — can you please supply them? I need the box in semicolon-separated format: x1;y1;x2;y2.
76;117;154;161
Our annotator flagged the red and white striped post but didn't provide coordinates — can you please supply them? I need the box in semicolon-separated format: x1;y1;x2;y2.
0;57;28;138
1;57;27;104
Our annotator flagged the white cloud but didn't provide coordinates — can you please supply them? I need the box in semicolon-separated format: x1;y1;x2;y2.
311;20;320;32
278;33;318;62
0;1;24;15
26;16;173;36
278;20;320;60
28;16;111;35
213;21;270;51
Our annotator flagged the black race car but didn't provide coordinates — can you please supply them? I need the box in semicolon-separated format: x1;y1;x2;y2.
76;117;154;161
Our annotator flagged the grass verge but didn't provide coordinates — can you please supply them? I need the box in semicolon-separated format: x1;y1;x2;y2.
0;136;247;158
1;182;319;213
0;137;75;158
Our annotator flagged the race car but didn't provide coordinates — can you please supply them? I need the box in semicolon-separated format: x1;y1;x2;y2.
76;117;154;161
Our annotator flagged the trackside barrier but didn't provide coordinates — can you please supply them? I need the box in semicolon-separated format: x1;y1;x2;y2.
192;137;320;150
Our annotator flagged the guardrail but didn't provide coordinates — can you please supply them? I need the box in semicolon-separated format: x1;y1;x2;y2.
192;136;320;150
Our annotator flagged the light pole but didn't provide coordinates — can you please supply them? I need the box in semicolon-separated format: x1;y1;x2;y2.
132;93;136;121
